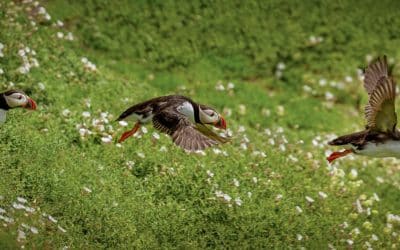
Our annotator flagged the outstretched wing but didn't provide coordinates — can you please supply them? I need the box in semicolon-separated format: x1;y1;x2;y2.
363;56;389;95
152;107;228;151
364;77;397;132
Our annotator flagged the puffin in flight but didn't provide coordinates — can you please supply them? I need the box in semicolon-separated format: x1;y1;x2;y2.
117;95;229;151
327;56;400;163
0;89;37;124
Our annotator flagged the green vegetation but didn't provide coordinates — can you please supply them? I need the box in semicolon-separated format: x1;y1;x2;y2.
0;0;399;248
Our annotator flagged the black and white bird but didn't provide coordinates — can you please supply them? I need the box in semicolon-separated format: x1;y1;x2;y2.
0;89;36;124
116;95;229;151
327;56;400;163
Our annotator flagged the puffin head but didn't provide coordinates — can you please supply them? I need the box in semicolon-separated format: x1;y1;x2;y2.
199;105;226;130
3;90;37;110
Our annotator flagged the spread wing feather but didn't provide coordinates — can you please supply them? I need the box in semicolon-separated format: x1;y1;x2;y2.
364;56;389;95
364;77;397;132
152;107;227;152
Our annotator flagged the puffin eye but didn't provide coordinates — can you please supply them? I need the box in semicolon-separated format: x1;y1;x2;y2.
18;95;23;100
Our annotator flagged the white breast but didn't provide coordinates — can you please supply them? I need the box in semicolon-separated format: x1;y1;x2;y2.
356;140;400;158
177;101;195;123
0;109;6;124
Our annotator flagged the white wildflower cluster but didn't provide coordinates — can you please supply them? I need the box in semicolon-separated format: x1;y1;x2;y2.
81;57;97;71
264;127;290;153
275;62;286;78
215;81;235;93
17;46;39;74
0;42;4;57
75;110;118;144
0;196;66;247
37;6;51;21
308;35;323;45
214;190;242;207
56;31;74;41
212;148;229;157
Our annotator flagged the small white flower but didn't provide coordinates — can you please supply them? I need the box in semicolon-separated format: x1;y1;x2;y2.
17;230;26;242
325;91;334;101
152;132;160;140
38;82;45;90
268;138;275;145
252;177;258;184
318;191;328;199
237;126;246;133
12;202;26;210
141;126;148;134
18;65;29;74
82;111;91;118
276;105;285;116
159;146;167;152
83;186;92;193
137;152;145;158
345;76;353;83
223;194;231;202
56;20;64;27
275;194;283;201
0;68;4;74
234;197;242;206
296;234;303;241
233;178;240;187
303;85;312;92
58;225;67;233
206;170;214;178
213;148;222;155
30;226;38;234
349;169;358;180
296;206;303;214
48;215;58;223
305;196;315;203
215;83;225;91
66;32;74;41
227;82;235;90
101;136;112;144
277;62;286;70
118;120;128;127
57;32;64;39
17;197;27;203
238;104;246;115
319;78;327;86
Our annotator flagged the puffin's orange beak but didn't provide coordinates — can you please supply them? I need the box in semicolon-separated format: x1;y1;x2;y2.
24;98;37;110
214;116;227;130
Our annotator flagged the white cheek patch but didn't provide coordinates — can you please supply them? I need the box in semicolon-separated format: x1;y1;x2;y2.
177;101;195;122
6;95;27;108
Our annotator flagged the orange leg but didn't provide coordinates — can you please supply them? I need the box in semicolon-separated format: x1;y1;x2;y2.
118;122;141;143
327;149;353;163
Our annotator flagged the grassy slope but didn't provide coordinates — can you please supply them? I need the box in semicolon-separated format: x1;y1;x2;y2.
0;0;399;248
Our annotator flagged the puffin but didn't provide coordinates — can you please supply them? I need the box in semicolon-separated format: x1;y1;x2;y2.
0;89;37;123
327;56;400;163
116;95;229;152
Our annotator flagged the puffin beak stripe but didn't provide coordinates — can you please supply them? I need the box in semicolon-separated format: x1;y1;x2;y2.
214;116;227;130
25;98;37;110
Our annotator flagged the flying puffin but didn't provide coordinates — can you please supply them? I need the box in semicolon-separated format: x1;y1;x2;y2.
0;89;37;123
327;56;400;163
116;95;229;151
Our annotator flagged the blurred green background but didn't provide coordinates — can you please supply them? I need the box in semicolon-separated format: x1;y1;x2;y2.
0;0;399;248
